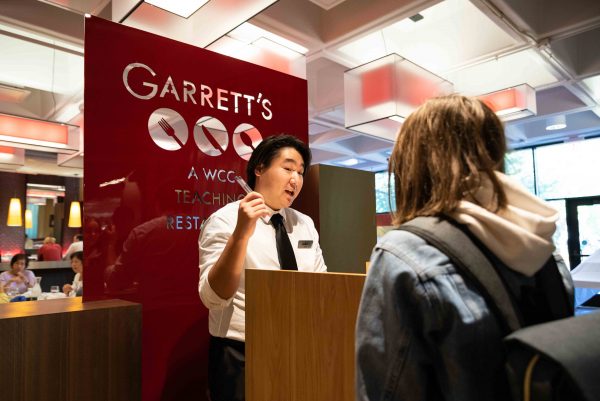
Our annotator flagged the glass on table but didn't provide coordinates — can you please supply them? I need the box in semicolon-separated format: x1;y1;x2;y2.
50;285;60;293
6;287;19;299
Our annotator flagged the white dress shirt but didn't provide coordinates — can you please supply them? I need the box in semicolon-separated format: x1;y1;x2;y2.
63;241;83;260
69;272;83;296
198;200;327;341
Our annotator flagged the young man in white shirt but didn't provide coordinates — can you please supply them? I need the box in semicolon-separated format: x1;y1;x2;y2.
198;134;327;401
63;234;83;260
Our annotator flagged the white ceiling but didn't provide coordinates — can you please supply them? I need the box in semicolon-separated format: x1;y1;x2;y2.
0;0;599;175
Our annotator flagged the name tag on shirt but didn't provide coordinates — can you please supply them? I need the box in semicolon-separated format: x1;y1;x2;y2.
298;240;313;249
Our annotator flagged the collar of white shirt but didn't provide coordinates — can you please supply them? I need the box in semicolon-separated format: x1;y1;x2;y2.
261;205;287;228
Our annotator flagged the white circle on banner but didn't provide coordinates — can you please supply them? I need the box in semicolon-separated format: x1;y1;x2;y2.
148;108;188;151
193;117;228;156
233;123;262;161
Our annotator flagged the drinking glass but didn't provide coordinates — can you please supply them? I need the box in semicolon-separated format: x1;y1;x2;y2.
7;287;19;299
50;285;59;293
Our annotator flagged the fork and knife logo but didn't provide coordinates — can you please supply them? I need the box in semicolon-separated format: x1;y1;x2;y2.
148;108;262;160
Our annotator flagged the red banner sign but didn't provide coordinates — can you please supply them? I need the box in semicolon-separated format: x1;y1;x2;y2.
84;16;307;400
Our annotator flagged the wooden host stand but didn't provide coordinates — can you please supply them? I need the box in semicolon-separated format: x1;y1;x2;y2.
0;297;141;401
246;270;366;401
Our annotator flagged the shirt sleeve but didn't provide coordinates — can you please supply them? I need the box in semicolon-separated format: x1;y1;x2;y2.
355;247;440;401
64;244;74;260
0;272;9;287
198;213;235;309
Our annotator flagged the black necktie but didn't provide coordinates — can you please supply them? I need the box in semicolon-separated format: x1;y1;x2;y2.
270;214;298;271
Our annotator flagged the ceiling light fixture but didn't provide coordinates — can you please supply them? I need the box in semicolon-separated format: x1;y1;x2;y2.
477;84;537;121
0;113;79;153
344;53;453;141
68;201;82;228
546;115;567;131
145;0;210;18
6;197;22;226
0;145;24;170
25;209;33;229
338;158;360;166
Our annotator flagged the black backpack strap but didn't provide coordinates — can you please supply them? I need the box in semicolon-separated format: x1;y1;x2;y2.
398;216;522;333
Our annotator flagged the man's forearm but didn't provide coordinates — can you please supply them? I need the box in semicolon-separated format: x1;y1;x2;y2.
207;234;249;299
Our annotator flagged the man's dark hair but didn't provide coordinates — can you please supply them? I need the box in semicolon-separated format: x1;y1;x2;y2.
71;251;83;261
246;134;311;189
75;234;83;241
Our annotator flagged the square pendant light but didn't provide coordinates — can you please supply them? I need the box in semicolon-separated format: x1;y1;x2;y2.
344;54;453;141
477;84;537;121
0;146;25;170
0;114;80;154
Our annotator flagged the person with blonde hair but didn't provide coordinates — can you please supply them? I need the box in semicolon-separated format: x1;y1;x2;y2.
355;95;573;401
38;236;62;261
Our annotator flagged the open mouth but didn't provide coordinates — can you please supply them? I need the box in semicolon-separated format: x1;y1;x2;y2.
285;190;295;197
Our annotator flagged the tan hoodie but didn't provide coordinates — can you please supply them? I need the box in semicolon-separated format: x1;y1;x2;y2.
450;172;557;277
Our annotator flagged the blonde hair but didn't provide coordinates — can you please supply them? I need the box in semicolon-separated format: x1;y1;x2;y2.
389;95;507;225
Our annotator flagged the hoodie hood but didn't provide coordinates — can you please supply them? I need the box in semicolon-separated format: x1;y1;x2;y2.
450;172;557;276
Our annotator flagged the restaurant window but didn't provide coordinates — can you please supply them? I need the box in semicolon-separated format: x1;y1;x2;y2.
535;137;600;199
375;170;396;214
504;148;535;195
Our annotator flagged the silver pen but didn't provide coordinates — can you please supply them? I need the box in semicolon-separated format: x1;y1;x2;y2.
234;175;269;223
234;176;253;194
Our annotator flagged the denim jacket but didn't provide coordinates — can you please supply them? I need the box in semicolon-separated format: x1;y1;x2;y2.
355;230;573;401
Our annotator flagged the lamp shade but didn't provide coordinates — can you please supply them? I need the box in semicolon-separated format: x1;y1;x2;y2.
7;197;22;226
68;201;82;228
344;53;453;141
25;209;33;229
0;113;80;154
477;84;537;121
0;146;25;171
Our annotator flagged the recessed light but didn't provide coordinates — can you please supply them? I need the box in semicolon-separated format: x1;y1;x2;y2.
338;158;360;166
546;115;567;131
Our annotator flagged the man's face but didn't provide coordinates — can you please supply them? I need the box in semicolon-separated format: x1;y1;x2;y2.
255;147;305;210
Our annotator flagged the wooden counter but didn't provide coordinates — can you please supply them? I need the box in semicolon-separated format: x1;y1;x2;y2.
0;297;141;401
0;260;71;271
